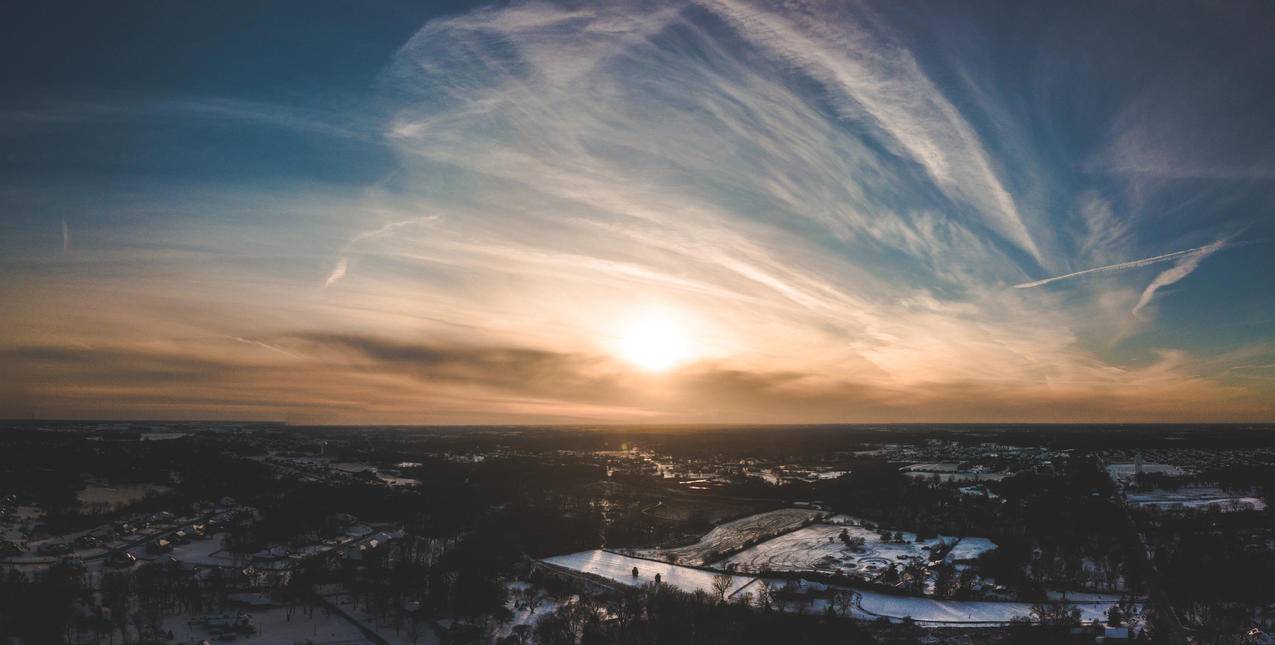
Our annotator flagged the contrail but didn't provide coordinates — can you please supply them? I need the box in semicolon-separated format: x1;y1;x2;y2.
1013;245;1218;289
232;337;300;359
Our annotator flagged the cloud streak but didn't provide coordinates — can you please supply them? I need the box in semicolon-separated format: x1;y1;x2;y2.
1013;243;1224;290
322;257;348;288
1131;239;1226;317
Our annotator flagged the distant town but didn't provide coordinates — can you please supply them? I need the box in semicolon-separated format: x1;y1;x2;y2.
1;422;1272;644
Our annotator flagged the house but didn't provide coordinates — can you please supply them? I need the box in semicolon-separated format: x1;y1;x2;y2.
1246;628;1275;645
147;538;172;554
105;551;137;567
344;540;378;561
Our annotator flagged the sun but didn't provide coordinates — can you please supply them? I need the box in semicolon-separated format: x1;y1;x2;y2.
617;314;693;372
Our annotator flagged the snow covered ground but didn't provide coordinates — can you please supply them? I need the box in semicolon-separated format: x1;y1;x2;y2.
719;517;996;576
493;581;567;641
901;464;1010;482
317;591;441;645
1126;487;1266;511
162;605;374;643
631;508;823;566
1106;463;1185;481
904;471;1009;482
854;589;1115;625
543;550;755;596
541;550;1120;626
945;537;997;562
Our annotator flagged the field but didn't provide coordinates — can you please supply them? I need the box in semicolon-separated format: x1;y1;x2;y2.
1126;487;1266;512
902;463;1009;482
542;550;755;597
719;516;997;577
541;550;1120;626
161;605;379;644
631;508;823;565
1106;463;1186;481
641;497;756;523
853;589;1118;625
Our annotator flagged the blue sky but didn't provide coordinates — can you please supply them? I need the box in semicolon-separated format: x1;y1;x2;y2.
1;0;1273;423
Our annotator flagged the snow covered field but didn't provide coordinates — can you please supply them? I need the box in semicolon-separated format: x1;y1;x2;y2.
631;508;822;566
542;550;755;596
719;517;996;576
944;537;997;562
902;466;1009;482
541;550;1118;626
854;589;1115;625
1106;463;1185;481
1126;487;1266;511
162;605;374;643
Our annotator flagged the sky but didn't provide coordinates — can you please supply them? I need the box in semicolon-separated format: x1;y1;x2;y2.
1;0;1273;424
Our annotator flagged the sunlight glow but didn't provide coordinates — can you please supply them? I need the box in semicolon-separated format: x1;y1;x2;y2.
617;314;693;372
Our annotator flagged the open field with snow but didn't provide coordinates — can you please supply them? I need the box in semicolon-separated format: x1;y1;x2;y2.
902;463;1010;482
1126;487;1266;512
945;537;997;562
719;517;996;577
543;550;755;596
1106;463;1185;481
162;605;375;644
631;508;823;566
541;550;1120;626
854;588;1117;625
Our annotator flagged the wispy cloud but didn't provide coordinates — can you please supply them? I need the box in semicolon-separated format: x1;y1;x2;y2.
322;257;348;288
696;0;1042;264
1131;239;1227;317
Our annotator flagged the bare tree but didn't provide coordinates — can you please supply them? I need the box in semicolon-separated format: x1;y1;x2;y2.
710;573;733;603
